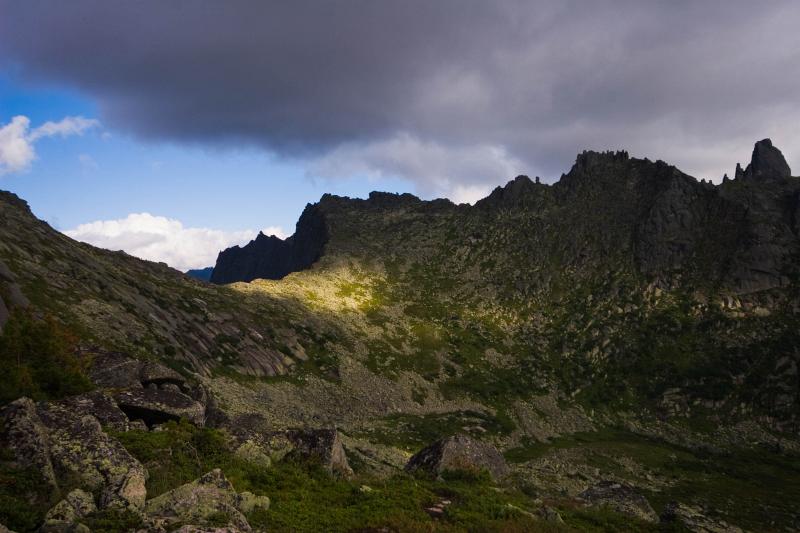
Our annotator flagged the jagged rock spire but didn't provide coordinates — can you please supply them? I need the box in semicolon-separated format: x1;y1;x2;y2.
738;139;792;180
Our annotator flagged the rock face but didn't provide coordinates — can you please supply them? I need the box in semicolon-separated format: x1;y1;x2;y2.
740;138;792;180
286;429;353;477
87;351;207;427
578;481;658;523
144;469;269;531
210;204;327;284
405;435;509;480
0;397;147;511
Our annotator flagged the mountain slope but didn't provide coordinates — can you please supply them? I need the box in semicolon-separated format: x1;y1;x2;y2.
1;140;799;531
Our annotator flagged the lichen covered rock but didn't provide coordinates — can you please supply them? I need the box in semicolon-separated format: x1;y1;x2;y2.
405;434;508;480
0;397;147;511
113;387;205;427
287;428;353;477
41;489;96;532
578;481;658;523
144;469;268;531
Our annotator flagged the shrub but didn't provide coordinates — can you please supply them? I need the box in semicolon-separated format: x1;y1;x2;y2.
0;308;92;405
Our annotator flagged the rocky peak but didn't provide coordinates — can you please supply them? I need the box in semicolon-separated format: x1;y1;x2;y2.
571;150;630;174
475;174;546;209
739;138;792;180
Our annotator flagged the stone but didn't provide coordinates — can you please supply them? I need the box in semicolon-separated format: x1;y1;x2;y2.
0;397;58;488
113;387;205;427
88;351;145;389
139;361;186;388
57;391;131;432
1;398;147;511
236;491;270;514
286;428;353;477
538;506;564;524
233;440;272;468
660;502;743;533
578;481;658;523
405;434;508;481
36;404;148;510
41;489;97;532
144;469;256;531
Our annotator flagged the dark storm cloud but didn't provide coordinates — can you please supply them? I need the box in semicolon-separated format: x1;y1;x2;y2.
2;0;799;196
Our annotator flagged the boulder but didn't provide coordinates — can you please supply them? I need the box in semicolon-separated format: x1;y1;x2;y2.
37;403;148;510
114;387;205;427
41;489;97;532
87;351;145;389
88;351;187;391
0;397;147;511
405;434;508;481
0;397;58;488
140;361;187;389
577;481;658;523
233;440;272;468
144;469;268;531
661;502;743;533
286;429;353;477
57;391;131;432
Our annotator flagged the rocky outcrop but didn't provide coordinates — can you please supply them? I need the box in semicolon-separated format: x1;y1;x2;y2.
210;203;327;284
740;138;792;180
0;397;147;511
87;351;207;427
405;434;508;481
577;481;658;523
144;469;269;531
113;388;205;427
286;429;353;477
57;391;131;432
660;502;743;532
41;489;96;532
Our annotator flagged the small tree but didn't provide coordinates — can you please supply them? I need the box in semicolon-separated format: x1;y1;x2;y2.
0;309;93;405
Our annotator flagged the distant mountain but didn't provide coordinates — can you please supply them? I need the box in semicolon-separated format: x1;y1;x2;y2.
185;266;214;281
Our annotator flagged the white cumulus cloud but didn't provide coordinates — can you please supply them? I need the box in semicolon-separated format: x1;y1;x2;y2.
0;115;100;175
64;213;286;272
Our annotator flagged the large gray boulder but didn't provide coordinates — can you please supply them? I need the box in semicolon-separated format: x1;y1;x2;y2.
286;428;353;477
87;351;206;427
57;391;131;432
41;489;96;532
113;387;205;427
405;434;508;481
0;397;147;511
578;481;658;523
144;469;268;531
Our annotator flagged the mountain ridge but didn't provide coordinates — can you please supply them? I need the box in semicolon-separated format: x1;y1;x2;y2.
1;140;799;531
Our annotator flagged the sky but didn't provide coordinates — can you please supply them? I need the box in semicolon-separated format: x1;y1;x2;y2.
1;1;799;271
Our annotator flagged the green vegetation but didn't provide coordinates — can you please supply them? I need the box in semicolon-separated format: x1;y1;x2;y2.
505;428;800;531
0;451;53;532
0;308;93;405
109;420;674;532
